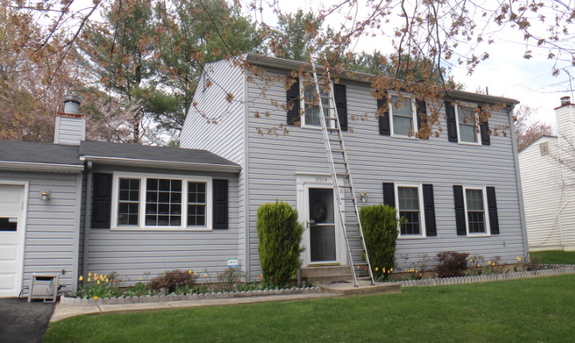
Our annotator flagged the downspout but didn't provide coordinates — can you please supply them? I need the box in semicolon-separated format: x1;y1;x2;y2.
508;104;530;257
243;69;251;282
82;161;93;283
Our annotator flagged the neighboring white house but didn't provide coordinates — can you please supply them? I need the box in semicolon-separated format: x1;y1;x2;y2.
519;96;575;251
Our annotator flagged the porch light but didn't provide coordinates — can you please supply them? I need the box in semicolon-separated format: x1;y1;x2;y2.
40;190;50;201
360;192;368;203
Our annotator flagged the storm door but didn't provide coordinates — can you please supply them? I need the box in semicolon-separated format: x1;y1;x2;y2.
308;188;336;262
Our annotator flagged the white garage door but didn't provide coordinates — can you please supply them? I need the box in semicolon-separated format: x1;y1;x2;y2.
0;184;26;297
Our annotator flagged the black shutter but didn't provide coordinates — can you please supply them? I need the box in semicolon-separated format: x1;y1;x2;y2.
378;96;390;135
480;106;490;145
382;182;395;207
334;84;347;131
422;184;437;236
286;77;300;126
213;179;228;229
453;185;467;235
416;99;428;139
486;187;500;234
91;173;113;229
445;101;458;142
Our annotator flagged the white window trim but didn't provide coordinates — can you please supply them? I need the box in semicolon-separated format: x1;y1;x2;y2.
300;81;335;130
389;94;417;139
110;172;213;231
454;103;481;145
462;186;491;237
395;183;426;239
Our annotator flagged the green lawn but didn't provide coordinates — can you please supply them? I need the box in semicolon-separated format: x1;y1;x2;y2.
45;274;575;343
531;250;575;264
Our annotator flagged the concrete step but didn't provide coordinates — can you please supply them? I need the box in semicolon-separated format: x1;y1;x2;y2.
301;266;352;277
320;280;401;296
306;274;353;284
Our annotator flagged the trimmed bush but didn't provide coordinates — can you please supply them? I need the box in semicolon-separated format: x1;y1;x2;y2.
436;251;470;277
147;270;198;293
257;201;304;285
360;204;401;281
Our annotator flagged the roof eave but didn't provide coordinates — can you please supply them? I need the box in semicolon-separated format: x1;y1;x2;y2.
83;156;241;173
0;161;84;173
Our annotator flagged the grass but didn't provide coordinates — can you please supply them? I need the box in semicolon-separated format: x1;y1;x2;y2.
45;274;575;343
531;250;575;264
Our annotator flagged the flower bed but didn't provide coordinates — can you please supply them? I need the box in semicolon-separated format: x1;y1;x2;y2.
60;286;323;306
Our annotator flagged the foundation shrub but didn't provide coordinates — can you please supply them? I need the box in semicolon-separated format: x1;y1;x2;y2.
360;204;402;281
257;201;305;286
146;270;198;293
436;251;470;277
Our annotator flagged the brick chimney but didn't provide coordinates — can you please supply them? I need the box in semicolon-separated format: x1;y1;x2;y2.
54;95;85;145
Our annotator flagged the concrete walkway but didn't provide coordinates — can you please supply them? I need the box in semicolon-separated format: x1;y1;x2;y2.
51;292;338;322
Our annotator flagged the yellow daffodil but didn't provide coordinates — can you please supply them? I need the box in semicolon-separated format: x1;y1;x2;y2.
79;275;83;281
420;274;422;277
390;268;393;272
88;272;92;277
88;277;91;282
189;270;192;274
204;273;207;277
470;259;473;262
477;264;480;268
375;267;378;271
106;278;109;282
97;280;100;285
139;277;142;280
194;272;197;275
383;267;386;273
94;296;98;300
357;265;360;269
488;261;491;265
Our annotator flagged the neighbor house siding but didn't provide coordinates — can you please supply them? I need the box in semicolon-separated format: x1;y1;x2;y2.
0;171;81;293
180;59;248;273
245;71;526;277
84;165;240;285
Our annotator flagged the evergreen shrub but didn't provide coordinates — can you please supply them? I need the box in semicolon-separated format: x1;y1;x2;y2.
257;201;304;286
360;204;402;281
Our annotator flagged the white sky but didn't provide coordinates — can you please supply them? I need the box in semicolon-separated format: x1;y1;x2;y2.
248;0;574;129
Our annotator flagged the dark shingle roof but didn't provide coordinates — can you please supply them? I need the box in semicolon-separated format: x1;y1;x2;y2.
0;141;81;165
79;141;239;170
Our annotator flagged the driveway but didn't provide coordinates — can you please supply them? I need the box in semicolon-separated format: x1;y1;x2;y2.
0;297;55;343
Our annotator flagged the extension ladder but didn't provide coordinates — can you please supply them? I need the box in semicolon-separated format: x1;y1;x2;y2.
310;59;375;287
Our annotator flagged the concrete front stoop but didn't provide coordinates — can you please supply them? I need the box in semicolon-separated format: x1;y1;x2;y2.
301;265;354;284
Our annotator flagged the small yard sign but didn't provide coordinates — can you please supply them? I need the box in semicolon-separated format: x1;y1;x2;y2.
227;258;238;268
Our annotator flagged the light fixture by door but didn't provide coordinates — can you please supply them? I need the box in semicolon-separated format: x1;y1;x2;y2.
359;192;368;203
40;190;50;201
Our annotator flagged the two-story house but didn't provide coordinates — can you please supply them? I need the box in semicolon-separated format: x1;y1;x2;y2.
181;54;529;281
519;96;575;251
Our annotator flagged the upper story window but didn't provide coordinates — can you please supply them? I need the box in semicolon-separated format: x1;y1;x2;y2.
390;95;417;137
455;104;481;144
111;172;212;231
540;141;549;156
302;83;333;128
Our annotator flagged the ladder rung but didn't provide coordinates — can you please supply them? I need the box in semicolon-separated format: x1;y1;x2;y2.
338;185;352;188
354;263;368;266
349;249;365;252
325;117;337;120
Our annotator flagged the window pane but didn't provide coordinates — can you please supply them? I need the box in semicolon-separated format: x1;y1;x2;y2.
400;211;420;235
398;187;419;210
304;85;329;127
118;178;140;226
468;212;485;233
145;178;182;227
466;190;484;211
187;183;207;226
459;125;477;142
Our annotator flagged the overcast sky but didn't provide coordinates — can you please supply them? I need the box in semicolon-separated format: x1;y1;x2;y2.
251;0;574;128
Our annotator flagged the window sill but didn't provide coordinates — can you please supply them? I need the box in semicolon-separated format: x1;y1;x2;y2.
466;232;491;237
110;226;212;232
391;134;418;140
398;235;426;240
457;141;482;146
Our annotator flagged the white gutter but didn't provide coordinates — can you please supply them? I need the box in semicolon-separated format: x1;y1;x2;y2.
81;156;241;173
0;161;84;173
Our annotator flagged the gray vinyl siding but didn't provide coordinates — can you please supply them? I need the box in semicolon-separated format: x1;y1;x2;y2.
0;171;81;293
245;73;527;278
54;117;84;145
180;59;247;271
84;165;240;285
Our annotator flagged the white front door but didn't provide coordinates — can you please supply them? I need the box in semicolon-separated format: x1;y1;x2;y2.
0;184;26;297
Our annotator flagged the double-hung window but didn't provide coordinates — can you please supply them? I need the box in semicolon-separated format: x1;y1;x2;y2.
111;173;212;230
395;185;426;237
464;188;488;234
301;83;333;128
390;95;417;137
455;104;481;144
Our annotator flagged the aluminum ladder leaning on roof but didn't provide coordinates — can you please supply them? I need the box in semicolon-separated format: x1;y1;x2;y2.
309;58;375;287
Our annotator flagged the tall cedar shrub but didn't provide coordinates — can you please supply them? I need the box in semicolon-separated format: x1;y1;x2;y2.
436;251;470;277
257;201;305;285
360;204;401;280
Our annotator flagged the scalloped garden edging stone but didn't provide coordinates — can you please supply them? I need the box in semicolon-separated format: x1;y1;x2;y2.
60;286;322;306
395;265;575;288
